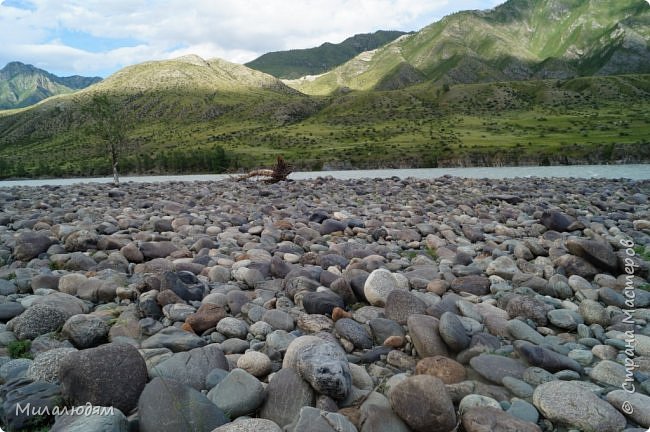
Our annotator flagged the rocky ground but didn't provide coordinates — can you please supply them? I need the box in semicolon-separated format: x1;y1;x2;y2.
0;175;649;432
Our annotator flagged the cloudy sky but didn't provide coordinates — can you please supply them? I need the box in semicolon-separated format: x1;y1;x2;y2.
0;0;504;77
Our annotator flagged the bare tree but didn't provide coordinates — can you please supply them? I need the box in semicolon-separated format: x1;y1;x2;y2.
85;94;130;185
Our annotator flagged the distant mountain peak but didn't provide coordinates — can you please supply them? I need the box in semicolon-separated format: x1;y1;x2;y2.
0;62;102;109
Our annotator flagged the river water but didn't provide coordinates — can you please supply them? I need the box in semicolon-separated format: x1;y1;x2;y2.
1;164;648;187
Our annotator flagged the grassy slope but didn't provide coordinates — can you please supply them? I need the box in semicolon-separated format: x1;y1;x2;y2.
289;0;650;95
0;56;319;177
1;73;648;178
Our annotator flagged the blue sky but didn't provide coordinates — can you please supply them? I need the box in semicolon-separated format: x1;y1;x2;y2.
0;0;504;77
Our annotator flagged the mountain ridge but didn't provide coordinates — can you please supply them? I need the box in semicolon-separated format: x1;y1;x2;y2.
87;55;297;93
287;0;650;95
0;61;102;109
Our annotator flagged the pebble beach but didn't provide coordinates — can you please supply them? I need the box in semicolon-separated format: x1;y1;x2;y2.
0;175;649;432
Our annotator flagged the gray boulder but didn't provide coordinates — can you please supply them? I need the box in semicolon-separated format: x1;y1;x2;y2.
150;344;228;390
259;367;315;427
533;381;625;432
61;314;109;348
59;343;147;414
138;377;229;432
207;368;265;419
9;304;68;340
13;231;54;261
389;375;456;432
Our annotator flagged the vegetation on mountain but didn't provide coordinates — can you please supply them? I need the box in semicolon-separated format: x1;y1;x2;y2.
0;0;649;179
0;61;101;109
287;0;650;95
245;30;408;79
1;64;648;179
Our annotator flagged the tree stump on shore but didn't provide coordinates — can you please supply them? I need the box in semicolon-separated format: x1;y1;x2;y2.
236;156;292;184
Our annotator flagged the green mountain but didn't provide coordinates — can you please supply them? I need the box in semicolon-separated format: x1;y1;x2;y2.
288;0;650;95
0;62;102;109
1;63;648;178
0;55;319;177
245;30;409;79
1;0;650;179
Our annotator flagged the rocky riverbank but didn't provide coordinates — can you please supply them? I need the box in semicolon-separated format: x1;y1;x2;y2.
0;175;649;432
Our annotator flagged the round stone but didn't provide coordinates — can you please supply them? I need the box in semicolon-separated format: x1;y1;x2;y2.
10;304;68;340
547;309;583;330
237;351;272;378
364;269;408;307
588;360;627;387
458;394;501;414
470;354;526;384
501;377;534;398
578;299;610;326
207;368;265;419
249;321;273;338
262;309;295;331
335;318;373;349
217;317;249;339
507;398;539;424
407;314;449;358
389;375;456;432
61;314;110;349
415;356;466;384
568;349;593;366
384;290;427;324
438;312;471;352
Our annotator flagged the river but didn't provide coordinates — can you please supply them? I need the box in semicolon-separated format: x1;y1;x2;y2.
0;164;648;187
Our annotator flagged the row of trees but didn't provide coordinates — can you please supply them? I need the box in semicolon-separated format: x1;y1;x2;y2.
120;147;229;174
0;146;230;179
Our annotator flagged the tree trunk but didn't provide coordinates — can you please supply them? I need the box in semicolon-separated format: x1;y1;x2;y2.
110;143;120;186
112;162;119;186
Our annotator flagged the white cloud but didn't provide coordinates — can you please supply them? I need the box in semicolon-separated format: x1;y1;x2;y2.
0;0;504;76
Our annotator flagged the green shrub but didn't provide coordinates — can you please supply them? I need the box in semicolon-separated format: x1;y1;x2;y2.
633;246;650;262
424;245;438;260
8;340;32;359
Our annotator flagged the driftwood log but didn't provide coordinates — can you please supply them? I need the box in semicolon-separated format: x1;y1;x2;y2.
236;156;292;183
